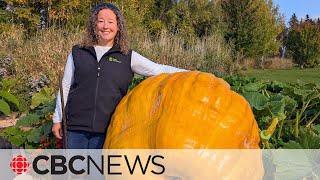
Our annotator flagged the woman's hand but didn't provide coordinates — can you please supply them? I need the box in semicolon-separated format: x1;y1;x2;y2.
52;122;63;139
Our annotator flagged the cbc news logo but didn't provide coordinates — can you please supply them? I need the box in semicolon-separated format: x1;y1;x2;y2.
8;152;165;176
10;155;31;175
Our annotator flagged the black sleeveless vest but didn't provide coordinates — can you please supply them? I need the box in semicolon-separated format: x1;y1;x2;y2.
65;45;134;133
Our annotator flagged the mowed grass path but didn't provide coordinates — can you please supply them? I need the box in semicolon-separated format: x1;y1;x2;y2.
242;67;320;84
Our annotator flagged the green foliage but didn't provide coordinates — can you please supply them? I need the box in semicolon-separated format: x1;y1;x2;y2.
224;75;320;149
0;90;19;108
242;91;268;110
0;77;30;112
143;0;173;36
285;14;320;68
283;128;320;149
118;0;223;40
0;99;10;115
0;97;55;149
2;0;94;33
3;0;225;40
0;77;18;91
128;74;146;90
30;87;54;109
15;114;40;127
222;0;284;60
0;86;55;148
3;0;42;33
0;120;53;147
153;0;222;39
0;126;25;146
0;77;20;115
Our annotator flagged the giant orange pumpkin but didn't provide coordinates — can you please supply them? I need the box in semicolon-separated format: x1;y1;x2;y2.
104;71;260;149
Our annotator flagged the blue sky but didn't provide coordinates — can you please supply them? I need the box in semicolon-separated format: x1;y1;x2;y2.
273;0;320;23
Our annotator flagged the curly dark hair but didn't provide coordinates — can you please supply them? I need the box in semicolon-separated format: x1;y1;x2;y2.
81;3;129;54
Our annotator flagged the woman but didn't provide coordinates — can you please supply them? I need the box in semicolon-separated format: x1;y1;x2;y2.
51;3;186;149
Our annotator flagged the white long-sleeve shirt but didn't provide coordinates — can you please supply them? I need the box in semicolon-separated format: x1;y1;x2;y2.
52;46;186;123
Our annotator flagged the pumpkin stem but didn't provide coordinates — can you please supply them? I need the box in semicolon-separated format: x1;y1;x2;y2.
260;117;279;141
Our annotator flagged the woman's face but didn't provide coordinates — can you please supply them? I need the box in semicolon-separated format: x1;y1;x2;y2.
96;9;118;46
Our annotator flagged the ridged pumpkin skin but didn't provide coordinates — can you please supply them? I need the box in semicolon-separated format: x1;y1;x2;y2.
104;71;260;149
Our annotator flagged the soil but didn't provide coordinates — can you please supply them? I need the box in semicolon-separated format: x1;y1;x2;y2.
0;112;19;129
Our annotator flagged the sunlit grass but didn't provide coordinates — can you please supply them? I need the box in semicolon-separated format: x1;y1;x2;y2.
242;68;320;84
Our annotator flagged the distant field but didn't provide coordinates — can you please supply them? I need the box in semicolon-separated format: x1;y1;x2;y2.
242;67;320;84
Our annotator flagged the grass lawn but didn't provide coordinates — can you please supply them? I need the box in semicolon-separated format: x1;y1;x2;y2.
242;67;320;84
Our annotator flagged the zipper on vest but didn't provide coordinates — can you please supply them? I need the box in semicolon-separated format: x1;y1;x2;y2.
92;65;101;129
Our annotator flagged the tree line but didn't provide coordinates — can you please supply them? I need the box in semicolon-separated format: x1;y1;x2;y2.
1;0;319;68
285;14;320;68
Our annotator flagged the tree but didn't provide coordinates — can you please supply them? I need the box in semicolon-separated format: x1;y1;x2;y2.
164;0;223;38
285;14;320;67
3;0;43;33
0;1;11;24
3;0;94;33
187;0;222;37
221;0;283;62
166;1;195;37
289;13;299;29
129;0;224;39
252;0;284;64
143;0;175;36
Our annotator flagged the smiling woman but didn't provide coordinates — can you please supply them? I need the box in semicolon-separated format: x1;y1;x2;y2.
51;3;187;149
96;9;118;47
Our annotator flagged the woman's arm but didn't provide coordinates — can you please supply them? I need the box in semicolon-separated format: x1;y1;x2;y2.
52;53;74;123
131;51;187;76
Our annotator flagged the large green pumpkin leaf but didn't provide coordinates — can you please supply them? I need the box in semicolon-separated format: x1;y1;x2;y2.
16;114;41;127
8;135;25;147
0;90;20;109
0;126;21;137
242;91;268;110
293;88;313;99
243;82;265;92
31;87;54;109
0;99;10;115
282;96;298;114
27;127;42;143
268;95;297;119
42;121;53;136
35;100;55;117
269;101;285;119
267;81;286;93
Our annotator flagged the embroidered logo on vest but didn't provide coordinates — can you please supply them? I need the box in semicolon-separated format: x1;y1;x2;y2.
107;56;122;63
